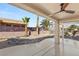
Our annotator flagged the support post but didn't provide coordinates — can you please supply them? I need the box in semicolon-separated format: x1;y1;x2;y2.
60;21;64;55
54;20;61;56
36;16;40;35
54;20;60;44
59;21;64;44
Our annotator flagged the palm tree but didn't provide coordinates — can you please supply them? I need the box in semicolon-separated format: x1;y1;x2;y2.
40;18;50;31
36;16;40;34
22;17;30;36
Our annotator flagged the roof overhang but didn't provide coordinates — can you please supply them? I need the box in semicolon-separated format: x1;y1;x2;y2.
9;3;79;22
0;18;25;24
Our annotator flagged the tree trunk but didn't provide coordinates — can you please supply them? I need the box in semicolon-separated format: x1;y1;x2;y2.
45;27;48;31
25;25;28;36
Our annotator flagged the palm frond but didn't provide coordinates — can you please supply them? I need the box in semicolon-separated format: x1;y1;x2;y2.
22;18;25;23
22;17;30;24
40;18;50;30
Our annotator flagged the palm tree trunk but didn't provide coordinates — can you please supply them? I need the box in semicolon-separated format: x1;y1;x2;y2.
25;25;28;36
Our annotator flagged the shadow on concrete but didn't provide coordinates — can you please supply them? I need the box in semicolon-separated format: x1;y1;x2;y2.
0;36;54;49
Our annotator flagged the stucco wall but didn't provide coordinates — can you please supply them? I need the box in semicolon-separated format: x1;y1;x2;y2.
0;31;25;39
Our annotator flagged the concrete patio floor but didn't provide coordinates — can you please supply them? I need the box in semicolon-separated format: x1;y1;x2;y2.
0;38;79;56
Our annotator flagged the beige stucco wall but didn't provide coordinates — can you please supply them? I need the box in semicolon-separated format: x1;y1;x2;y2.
0;31;25;39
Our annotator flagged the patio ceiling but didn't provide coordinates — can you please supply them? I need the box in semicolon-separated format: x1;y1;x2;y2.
10;3;79;22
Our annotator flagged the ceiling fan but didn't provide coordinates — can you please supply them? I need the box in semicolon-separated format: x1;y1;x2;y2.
54;3;75;14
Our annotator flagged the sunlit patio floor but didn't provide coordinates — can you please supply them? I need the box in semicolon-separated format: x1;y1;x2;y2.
0;38;79;56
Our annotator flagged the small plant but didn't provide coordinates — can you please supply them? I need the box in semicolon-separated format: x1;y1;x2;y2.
64;24;79;37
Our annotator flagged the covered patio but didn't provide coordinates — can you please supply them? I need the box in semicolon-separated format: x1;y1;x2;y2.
0;3;79;56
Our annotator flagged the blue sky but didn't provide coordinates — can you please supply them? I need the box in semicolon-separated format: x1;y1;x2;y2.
0;3;44;27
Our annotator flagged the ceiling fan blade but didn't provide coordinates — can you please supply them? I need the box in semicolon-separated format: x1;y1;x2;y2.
65;10;75;14
60;3;69;11
54;11;62;14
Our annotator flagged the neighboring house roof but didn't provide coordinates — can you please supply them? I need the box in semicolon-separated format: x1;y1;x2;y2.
0;18;25;25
